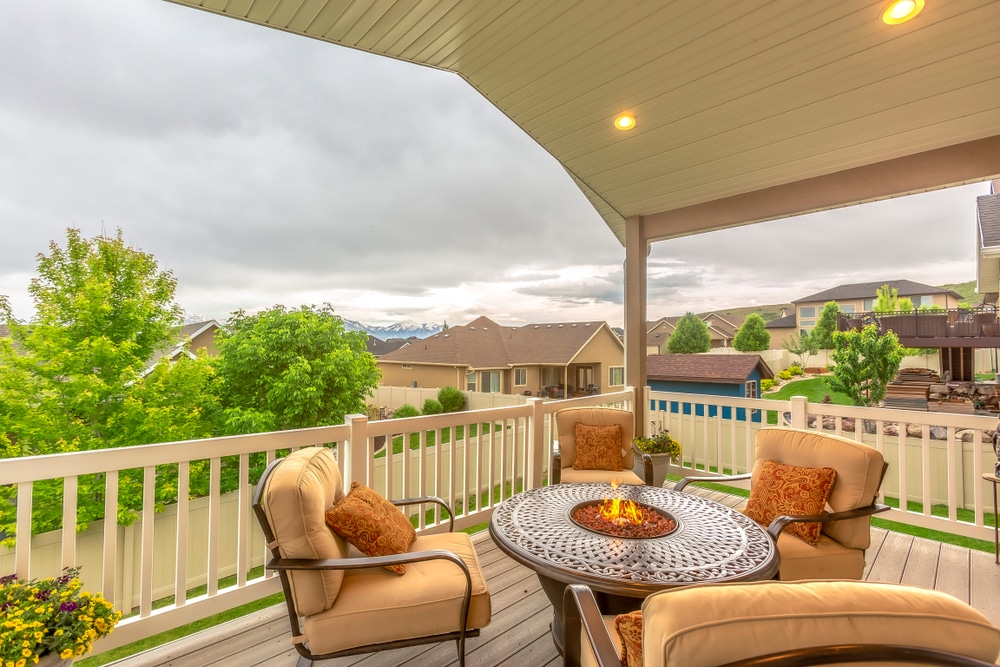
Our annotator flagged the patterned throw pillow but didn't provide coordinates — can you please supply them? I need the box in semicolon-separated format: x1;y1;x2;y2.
572;423;624;471
324;482;416;574
744;459;837;545
615;610;643;667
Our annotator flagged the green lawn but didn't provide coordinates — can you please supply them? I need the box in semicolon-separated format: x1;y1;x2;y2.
762;376;854;404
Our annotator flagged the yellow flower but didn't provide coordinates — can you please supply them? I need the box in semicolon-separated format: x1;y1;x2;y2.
59;649;73;659
20;649;31;658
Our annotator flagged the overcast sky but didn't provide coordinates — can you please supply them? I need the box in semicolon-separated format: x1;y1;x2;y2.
0;1;992;329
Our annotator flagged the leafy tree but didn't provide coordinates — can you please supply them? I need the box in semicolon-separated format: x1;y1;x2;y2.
873;284;901;313
438;386;466;412
810;301;841;349
732;314;770;352
213;304;381;435
827;323;903;407
782;331;818;368
667;313;711;354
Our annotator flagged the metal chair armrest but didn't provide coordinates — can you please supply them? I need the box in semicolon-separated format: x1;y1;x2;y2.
562;584;622;667
391;495;455;531
631;444;654;486
767;504;890;542
552;445;562;485
268;548;471;575
674;472;752;493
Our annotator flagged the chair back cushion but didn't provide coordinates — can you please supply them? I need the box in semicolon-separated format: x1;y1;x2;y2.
752;427;884;548
641;580;1000;667
261;447;348;616
556;407;635;470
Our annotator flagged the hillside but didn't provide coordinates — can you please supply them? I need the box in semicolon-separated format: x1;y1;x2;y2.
697;280;979;323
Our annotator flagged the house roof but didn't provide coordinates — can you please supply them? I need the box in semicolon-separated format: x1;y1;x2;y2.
379;315;619;368
366;335;415;357
793;280;963;304
646;354;773;383
166;1;1000;246
977;182;1000;301
765;313;798;329
145;320;222;370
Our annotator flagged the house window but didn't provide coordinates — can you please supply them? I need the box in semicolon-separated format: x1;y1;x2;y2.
863;299;874;311
541;367;561;386
609;366;624;386
745;381;758;399
916;295;934;308
840;304;856;314
465;371;476;392
799;307;816;318
481;371;500;393
799;320;815;332
402;364;412;369
514;368;527;386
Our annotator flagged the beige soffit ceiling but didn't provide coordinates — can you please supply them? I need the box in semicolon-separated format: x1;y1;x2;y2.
166;0;1000;245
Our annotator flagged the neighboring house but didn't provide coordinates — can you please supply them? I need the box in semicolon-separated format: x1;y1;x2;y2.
365;335;415;358
764;310;798;349
791;280;963;335
145;320;222;372
378;315;624;396
977;180;1000;305
645;313;746;354
646;353;774;422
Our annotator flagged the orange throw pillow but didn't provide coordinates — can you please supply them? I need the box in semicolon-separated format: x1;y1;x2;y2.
325;481;416;574
572;423;624;471
615;610;643;667
744;459;837;545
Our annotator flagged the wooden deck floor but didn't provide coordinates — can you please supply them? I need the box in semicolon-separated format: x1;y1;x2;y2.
109;488;1000;667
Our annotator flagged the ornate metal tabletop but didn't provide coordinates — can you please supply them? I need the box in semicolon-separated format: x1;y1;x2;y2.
489;483;779;598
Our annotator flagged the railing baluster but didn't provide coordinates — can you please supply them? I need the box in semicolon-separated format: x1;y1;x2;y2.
14;481;32;578
237;453;249;587
61;475;77;570
103;470;118;606
140;465;155;617
207;457;220;597
175;462;190;605
921;425;932;517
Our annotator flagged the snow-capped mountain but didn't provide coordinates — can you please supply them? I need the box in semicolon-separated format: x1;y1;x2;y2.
341;318;441;340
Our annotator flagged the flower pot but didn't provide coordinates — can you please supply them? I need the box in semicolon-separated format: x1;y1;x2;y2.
37;654;73;667
633;452;674;488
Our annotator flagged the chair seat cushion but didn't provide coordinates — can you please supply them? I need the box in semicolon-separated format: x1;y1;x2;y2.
302;531;491;655
775;530;865;581
639;580;1000;667
560;467;645;486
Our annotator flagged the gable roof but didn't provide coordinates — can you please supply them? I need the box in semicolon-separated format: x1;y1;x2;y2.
977;181;1000;302
145;320;222;371
646;354;773;383
765;313;798;329
793;280;962;304
379;315;619;368
366;335;415;357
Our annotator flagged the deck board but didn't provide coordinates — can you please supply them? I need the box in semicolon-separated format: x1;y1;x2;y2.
107;490;1000;667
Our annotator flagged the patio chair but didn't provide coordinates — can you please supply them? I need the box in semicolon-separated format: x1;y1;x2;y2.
251;446;491;667
563;579;1000;667
675;427;888;580
552;406;650;485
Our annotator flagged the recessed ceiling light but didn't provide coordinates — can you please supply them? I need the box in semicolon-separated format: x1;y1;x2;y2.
614;114;636;131
881;0;924;24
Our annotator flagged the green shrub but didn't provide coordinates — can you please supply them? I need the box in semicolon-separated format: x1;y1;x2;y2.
391;404;420;418
778;369;793;380
761;378;777;392
437;386;466;413
788;364;804;376
422;398;444;415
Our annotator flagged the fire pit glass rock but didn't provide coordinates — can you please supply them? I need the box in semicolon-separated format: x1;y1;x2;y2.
570;498;677;538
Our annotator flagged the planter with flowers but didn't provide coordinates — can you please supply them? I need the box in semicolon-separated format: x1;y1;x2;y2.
632;429;682;488
1;566;121;666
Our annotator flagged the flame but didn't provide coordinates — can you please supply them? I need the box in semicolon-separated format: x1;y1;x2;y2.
598;481;645;525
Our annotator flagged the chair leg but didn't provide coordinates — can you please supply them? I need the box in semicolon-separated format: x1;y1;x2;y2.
456;635;467;667
295;656;312;667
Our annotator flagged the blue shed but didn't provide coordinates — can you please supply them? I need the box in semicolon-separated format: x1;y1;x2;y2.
647;353;774;422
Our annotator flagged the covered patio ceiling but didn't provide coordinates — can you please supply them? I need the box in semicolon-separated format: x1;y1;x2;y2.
167;0;999;244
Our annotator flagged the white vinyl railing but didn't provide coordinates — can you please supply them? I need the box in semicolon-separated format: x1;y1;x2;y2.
0;390;634;654
650;389;998;543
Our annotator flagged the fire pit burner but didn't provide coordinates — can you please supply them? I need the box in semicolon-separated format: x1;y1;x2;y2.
570;499;677;539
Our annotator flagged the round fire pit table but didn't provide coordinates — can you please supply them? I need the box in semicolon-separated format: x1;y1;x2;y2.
488;483;779;653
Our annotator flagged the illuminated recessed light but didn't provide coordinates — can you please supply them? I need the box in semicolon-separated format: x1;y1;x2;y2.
881;0;924;24
614;114;636;131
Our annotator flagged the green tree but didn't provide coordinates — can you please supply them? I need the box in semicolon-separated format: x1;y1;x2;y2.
782;331;818;368
873;284;901;313
732;314;770;352
422;398;444;415
827;323;903;407
438;386;466;413
810;301;841;349
667;313;711;354
213;304;381;435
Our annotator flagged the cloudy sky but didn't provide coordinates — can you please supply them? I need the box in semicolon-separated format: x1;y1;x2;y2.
0;1;992;329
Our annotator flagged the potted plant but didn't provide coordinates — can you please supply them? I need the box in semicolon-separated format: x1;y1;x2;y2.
632;427;682;488
0;566;121;666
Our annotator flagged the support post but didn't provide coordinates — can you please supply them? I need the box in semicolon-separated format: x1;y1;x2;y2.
345;413;368;488
790;396;808;429
624;215;648;439
526;397;546;489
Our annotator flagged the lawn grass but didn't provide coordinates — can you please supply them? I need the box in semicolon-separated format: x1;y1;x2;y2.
762;376;854;405
375;422;505;458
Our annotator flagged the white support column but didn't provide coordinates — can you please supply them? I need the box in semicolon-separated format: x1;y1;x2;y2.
790;396;809;429
624;215;648;438
345;413;368;488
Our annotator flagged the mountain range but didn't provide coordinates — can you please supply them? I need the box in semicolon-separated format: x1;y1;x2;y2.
341;319;442;340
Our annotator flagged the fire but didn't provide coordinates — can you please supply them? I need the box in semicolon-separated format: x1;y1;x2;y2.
598;481;646;525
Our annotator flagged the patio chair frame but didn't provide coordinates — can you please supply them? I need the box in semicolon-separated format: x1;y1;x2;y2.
251;456;480;667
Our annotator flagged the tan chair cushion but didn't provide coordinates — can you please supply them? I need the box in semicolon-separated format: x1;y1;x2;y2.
325;482;416;575
556;407;635;473
775;531;865;581
302;531;491;655
640;580;1000;667
744;460;836;545
573;423;624;471
753;428;884;549
559;467;645;486
262;447;348;617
